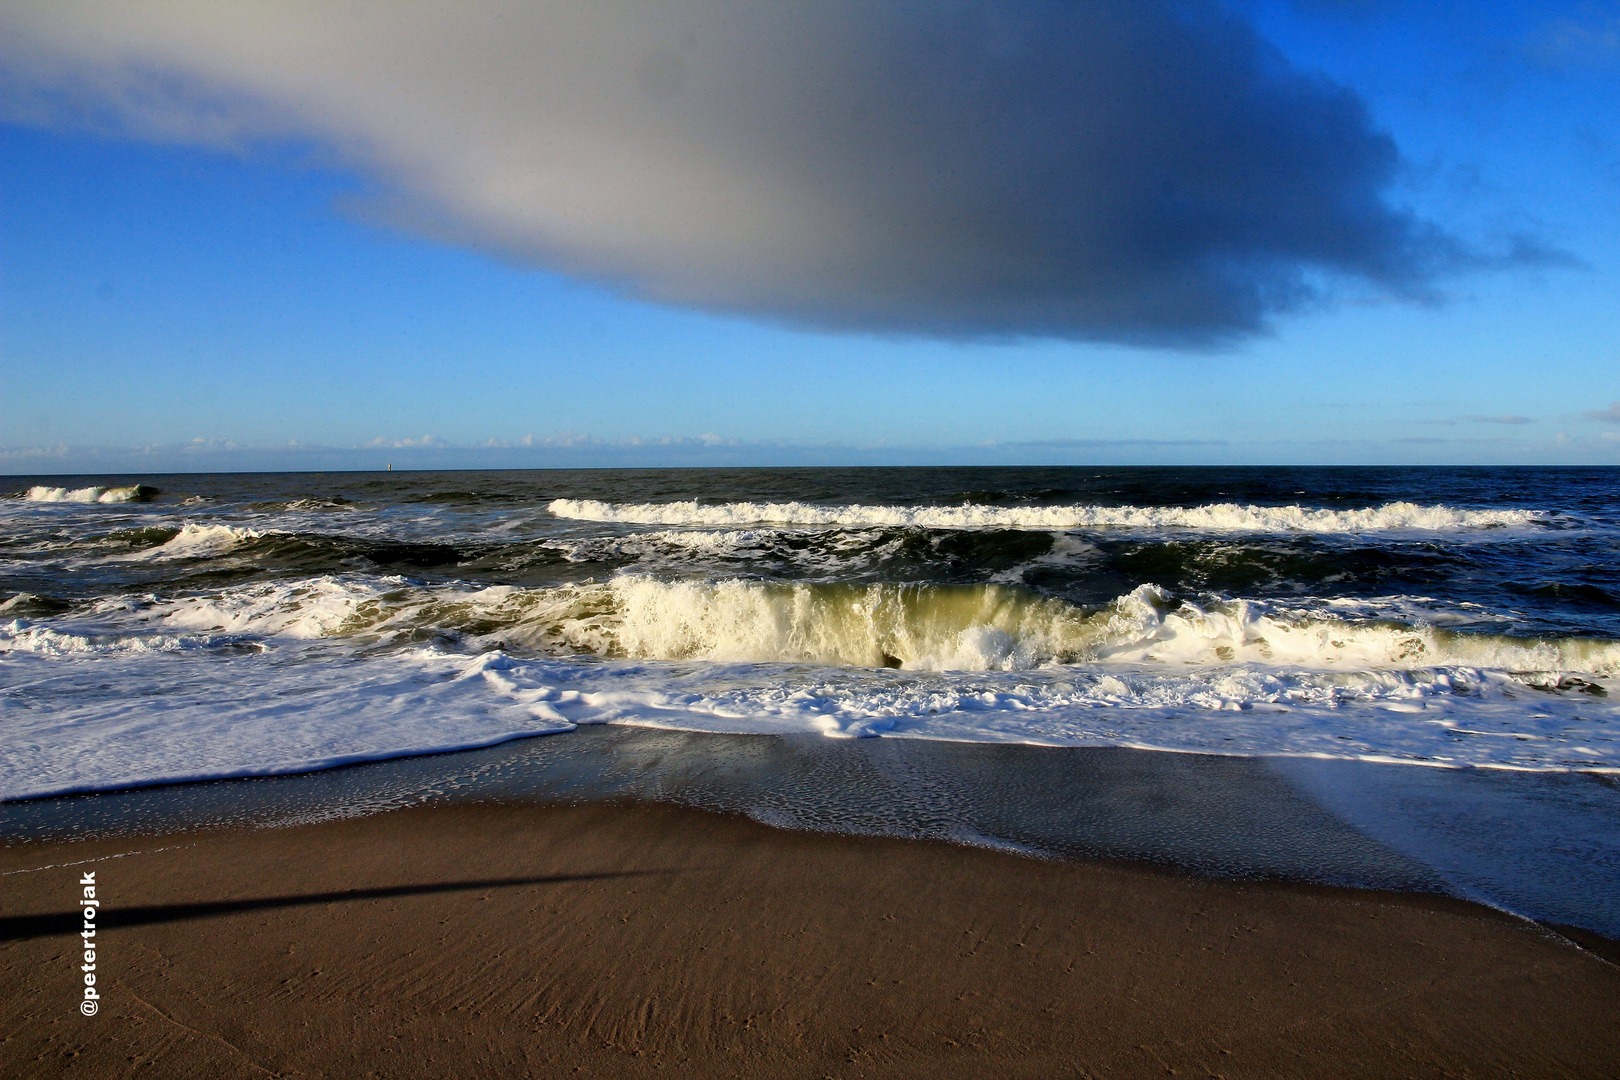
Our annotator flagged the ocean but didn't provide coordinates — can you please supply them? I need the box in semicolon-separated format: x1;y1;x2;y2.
4;466;1619;935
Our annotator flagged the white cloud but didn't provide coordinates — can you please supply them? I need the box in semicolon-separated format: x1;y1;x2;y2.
368;434;449;449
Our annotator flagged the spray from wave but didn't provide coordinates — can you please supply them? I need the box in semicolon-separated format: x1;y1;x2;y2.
547;499;1552;533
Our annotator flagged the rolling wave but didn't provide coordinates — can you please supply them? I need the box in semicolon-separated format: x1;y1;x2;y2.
108;523;263;561
22;484;157;504
8;570;1618;790
19;574;1615;678
548;498;1553;533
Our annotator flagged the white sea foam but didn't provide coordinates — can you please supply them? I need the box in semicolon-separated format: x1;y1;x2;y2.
7;571;1618;801
0;646;574;800
107;576;402;639
0;619;228;657
4;638;1616;802
592;576;1089;669
109;523;262;561
548;498;1552;533
544;527;916;583
547;528;791;562
282;498;354;512
543;576;1620;676
24;484;150;504
27;573;1620;680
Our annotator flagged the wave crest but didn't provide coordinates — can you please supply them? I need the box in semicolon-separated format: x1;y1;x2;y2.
110;523;263;561
62;574;1619;679
547;498;1551;533
23;484;157;504
575;579;1620;674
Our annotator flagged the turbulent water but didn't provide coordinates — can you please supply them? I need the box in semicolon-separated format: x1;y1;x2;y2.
3;467;1618;800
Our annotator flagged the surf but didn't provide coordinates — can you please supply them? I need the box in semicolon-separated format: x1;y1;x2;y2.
547;498;1555;533
22;483;158;504
21;573;1616;680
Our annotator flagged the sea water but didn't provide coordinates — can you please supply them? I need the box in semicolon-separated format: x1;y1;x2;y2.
3;467;1618;931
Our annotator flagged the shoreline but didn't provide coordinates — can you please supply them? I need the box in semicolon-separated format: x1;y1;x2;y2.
4;798;1618;1078
10;731;1620;808
9;726;1620;944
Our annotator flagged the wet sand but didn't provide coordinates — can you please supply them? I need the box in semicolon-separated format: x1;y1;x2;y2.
2;800;1617;1079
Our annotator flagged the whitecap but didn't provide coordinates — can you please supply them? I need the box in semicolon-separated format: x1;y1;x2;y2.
112;523;262;561
24;484;154;504
547;498;1553;534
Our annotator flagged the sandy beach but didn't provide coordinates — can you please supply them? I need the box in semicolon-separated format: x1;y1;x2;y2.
9;0;1620;1071
3;799;1616;1079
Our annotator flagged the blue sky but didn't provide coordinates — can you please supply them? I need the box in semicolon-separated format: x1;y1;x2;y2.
2;1;1618;472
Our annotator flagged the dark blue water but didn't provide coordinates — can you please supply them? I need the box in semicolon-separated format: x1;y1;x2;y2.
8;467;1617;636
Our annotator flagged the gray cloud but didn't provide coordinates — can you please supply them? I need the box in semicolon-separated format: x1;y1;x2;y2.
1584;402;1620;423
1;1;1472;345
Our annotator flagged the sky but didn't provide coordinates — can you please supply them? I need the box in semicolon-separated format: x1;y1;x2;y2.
1;0;1618;473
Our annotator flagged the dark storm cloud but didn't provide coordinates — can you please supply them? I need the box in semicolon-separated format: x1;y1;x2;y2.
0;1;1464;345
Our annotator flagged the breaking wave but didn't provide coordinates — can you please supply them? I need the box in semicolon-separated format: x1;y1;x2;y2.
110;523;263;561
548;499;1552;533
570;579;1620;675
28;574;1616;679
23;484;157;504
8;572;1618;788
